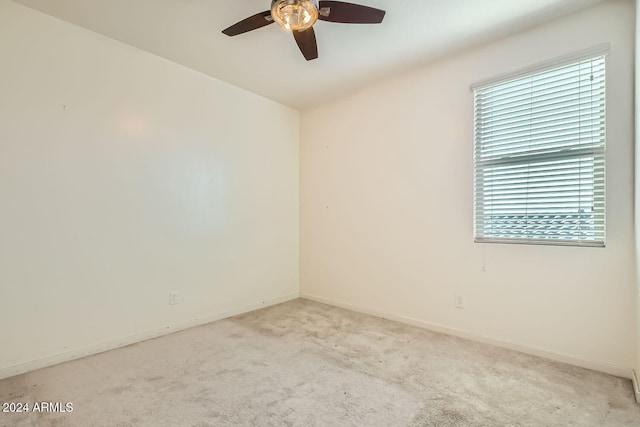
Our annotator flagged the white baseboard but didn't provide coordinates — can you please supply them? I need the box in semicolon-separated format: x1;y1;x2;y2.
633;370;640;403
300;293;634;381
0;292;298;381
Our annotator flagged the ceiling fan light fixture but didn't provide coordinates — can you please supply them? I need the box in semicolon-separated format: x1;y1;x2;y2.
271;0;319;31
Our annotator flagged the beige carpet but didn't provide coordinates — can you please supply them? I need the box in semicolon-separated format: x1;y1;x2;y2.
1;298;639;426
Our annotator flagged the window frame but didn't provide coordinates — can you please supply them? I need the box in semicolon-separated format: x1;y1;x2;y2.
472;45;608;247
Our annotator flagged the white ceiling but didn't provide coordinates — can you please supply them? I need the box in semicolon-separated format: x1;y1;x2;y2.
11;0;606;110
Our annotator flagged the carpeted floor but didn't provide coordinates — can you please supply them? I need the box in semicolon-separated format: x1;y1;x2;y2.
1;298;639;426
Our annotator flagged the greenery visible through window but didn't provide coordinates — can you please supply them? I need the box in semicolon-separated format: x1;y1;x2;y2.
473;52;606;246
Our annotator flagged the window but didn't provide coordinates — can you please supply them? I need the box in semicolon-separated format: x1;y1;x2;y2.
473;49;606;246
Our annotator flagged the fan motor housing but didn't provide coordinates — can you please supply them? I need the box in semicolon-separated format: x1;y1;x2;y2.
271;0;320;9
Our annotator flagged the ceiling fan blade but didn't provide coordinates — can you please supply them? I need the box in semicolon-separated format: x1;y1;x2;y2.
222;11;273;36
293;28;318;61
318;1;385;24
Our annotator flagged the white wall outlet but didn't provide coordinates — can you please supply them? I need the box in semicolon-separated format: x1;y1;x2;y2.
169;292;178;305
455;294;464;309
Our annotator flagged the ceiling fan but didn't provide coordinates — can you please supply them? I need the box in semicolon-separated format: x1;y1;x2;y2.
222;0;386;61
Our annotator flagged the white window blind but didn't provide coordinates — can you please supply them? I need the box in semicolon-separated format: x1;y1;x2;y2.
473;52;606;246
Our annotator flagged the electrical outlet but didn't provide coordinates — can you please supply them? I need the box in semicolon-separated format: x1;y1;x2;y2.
455;294;464;309
169;292;178;305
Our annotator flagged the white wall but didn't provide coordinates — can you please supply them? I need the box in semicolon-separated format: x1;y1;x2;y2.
301;0;636;373
0;0;299;378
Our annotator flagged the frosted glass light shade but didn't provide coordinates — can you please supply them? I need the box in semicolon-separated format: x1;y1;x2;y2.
271;0;319;31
